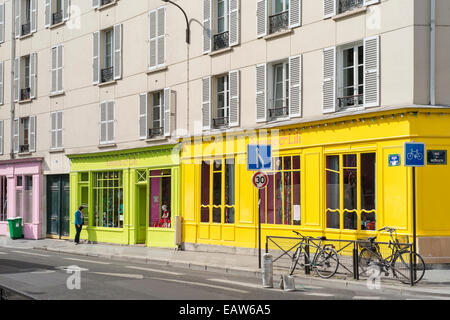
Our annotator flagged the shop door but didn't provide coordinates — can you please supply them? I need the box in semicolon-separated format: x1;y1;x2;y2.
137;186;147;244
47;175;70;238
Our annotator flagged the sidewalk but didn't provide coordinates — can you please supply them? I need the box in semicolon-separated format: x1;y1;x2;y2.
1;236;450;297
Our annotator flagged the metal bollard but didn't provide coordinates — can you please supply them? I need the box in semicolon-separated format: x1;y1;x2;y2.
262;253;273;288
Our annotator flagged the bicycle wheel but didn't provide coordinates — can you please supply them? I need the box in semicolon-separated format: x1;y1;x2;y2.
358;248;381;276
314;247;339;279
392;251;426;284
289;247;303;275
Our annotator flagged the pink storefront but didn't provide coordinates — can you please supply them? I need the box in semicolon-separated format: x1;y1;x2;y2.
0;158;43;240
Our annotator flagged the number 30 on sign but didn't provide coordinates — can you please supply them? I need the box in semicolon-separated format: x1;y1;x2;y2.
252;172;269;189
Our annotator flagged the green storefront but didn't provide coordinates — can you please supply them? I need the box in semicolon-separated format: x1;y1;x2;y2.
68;145;180;248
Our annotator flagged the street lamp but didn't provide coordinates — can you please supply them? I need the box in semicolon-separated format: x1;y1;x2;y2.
162;0;190;44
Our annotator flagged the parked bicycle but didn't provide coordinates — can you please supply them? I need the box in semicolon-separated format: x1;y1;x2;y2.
358;226;426;284
289;231;340;279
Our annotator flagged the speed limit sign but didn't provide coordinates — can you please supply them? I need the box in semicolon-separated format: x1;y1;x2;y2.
252;172;269;189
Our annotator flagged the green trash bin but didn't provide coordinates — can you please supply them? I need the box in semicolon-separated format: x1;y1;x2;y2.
7;217;23;240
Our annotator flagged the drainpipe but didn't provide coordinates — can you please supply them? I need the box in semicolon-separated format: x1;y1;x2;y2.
430;0;436;106
10;0;16;159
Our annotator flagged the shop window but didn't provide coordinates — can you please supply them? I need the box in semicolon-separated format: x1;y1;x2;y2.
93;171;124;229
201;158;235;224
326;153;376;231
79;172;89;227
15;175;33;224
0;176;7;222
259;155;301;226
149;169;172;228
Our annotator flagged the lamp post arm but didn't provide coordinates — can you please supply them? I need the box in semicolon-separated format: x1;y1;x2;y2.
165;0;190;44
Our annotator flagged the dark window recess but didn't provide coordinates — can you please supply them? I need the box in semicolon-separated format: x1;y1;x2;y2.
21;88;31;101
148;127;163;138
101;0;114;6
20;144;29;153
101;67;114;83
52;10;63;25
339;0;364;14
213;31;229;51
269;11;288;34
22;23;31;36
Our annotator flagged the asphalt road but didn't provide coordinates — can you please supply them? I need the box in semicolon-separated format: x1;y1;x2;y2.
0;246;447;301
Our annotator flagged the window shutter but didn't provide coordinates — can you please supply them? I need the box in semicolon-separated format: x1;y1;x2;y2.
202;77;211;130
58;45;64;92
149;10;157;69
29;116;36;153
289;0;302;28
51;112;57;149
45;0;51;28
364;35;380;108
107;101;114;142
14;58;20;102
93;0;100;8
364;0;380;5
15;0;21;38
0;61;3;105
157;8;166;67
0;120;3;155
63;0;70;21
256;63;267;122
100;102;107;143
203;0;212;54
113;24;122;80
323;0;336;19
322;47;336;113
229;70;240;127
51;47;57;93
256;0;267;38
229;0;240;47
139;93;148;139
0;3;5;43
30;53;37;99
14;119;19;153
289;55;302;118
31;0;37;33
163;88;171;137
93;31;100;84
57;112;63;148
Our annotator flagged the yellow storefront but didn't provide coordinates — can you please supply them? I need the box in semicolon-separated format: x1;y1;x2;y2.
181;107;450;263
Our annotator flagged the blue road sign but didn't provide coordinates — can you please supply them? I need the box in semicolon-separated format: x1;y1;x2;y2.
404;142;425;167
388;154;401;167
247;145;272;171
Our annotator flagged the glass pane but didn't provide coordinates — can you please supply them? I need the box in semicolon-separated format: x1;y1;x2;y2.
361;153;376;210
25;176;33;190
225;160;235;206
326;155;339;171
201;162;210;206
213;207;221;223
274;157;282;170
201;207;210;223
259;189;266;224
326;171;340;210
344;154;357;168
343;68;354;90
16;190;22;219
343;169;357;210
160;176;172;228
344;211;357;230
293;156;300;170
327;210;340;229
275;172;282;224
343;48;354;68
80;186;89;227
225;207;234;224
214;159;222;172
17;176;22;187
80;173;89;182
274;0;284;13
283;172;291;225
283;156;291;170
149;176;161;227
293;171;301;226
24;188;32;224
266;174;274;224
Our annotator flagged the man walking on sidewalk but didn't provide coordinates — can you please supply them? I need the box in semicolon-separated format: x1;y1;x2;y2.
74;206;85;245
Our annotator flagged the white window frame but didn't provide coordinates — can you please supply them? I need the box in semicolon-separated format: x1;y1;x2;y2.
214;74;230;127
150;91;164;135
269;60;290;120
272;0;289;15
337;41;364;110
216;0;229;34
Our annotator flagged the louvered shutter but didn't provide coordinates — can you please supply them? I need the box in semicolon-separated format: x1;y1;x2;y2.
163;88;171;137
364;35;380;108
93;0;100;8
289;55;302;118
100;102;107;143
31;0;37;33
51;112;57;149
63;0;70;21
29;116;36;153
256;0;267;38
93;31;100;84
0;3;5;43
202;77;211;130
289;0;302;28
229;0;240;47
30;53;37;99
14;119;19;153
323;0;336;19
322;47;336;113
57;112;63;148
51;47;57;93
58;45;64;92
256;64;267;122
157;8;166;67
364;0;380;5
0;121;3;155
15;0;21;38
113;24;122;80
203;0;212;54
139;93;148;139
107;102;114;142
229;70;240;127
149;10;157;69
45;0;51;27
14;58;20;102
0;62;3;105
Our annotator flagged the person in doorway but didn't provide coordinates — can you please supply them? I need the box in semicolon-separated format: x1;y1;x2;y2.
74;206;85;245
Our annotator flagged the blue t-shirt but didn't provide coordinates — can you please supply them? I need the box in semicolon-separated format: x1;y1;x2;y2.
75;210;83;225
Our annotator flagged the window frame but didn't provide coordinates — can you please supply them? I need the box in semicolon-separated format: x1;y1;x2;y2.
337;42;364;110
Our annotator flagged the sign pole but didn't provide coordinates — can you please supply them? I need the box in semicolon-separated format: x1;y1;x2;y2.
412;166;417;282
258;198;261;269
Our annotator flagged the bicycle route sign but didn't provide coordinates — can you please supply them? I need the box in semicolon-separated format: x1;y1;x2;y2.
252;171;269;189
404;142;425;167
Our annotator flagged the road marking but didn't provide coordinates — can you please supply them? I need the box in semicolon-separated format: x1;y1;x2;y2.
353;296;382;300
126;266;184;276
0;252;7;255
303;293;335;297
56;266;89;272
151;277;248;294
12;250;49;257
64;258;110;265
30;270;56;274
91;272;144;279
208;278;262;289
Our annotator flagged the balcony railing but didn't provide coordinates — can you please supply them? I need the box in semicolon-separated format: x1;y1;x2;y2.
148;127;163;138
268;100;289;119
101;0;115;6
101;67;114;83
19;144;29;153
269;11;289;34
337;94;364;110
20;88;31;101
52;10;63;25
213;116;229;128
213;31;229;51
21;22;31;36
338;0;364;14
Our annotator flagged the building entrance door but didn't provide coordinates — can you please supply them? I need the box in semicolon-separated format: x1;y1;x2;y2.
137;185;147;244
47;175;70;238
